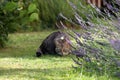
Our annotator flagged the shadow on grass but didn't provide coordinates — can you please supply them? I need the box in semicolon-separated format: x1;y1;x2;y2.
0;46;37;58
0;67;73;80
0;66;119;80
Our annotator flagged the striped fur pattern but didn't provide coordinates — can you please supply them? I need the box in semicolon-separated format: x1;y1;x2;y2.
36;31;71;57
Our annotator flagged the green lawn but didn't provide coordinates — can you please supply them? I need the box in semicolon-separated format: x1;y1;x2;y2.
0;30;119;80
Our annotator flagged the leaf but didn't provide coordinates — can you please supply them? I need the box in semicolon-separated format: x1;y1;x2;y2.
19;10;27;17
29;13;39;21
28;3;37;13
4;2;17;12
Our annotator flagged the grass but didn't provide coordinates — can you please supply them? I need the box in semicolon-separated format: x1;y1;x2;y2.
0;30;119;80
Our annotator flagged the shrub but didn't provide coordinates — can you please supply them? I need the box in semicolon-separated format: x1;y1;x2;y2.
59;0;120;76
0;21;8;48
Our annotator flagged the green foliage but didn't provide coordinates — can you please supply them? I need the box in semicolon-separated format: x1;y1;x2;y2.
4;1;17;12
0;22;8;48
29;12;39;21
37;0;74;28
28;3;37;13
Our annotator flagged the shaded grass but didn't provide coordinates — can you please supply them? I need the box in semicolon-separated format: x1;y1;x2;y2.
0;30;119;80
0;56;74;80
